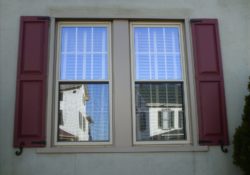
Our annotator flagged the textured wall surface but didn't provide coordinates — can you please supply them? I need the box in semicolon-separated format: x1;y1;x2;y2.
0;0;250;174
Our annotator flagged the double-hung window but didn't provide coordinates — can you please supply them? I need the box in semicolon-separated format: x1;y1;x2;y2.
131;22;189;144
55;22;112;145
54;20;189;147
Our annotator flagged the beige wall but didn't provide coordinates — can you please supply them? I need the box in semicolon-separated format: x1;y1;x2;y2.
0;0;250;174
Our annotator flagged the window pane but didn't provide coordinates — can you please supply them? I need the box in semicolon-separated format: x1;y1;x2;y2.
60;27;108;80
135;83;186;141
58;83;109;142
134;27;182;80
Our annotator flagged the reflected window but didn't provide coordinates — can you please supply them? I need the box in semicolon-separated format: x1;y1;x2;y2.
178;111;184;129
139;112;147;131
79;112;83;129
160;109;175;130
132;23;186;142
158;111;163;128
58;110;64;126
57;23;111;143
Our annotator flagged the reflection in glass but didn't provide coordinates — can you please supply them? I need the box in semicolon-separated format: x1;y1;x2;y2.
135;83;185;141
60;27;108;80
58;83;109;142
134;27;182;80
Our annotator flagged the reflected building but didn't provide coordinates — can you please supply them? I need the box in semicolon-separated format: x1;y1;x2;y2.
137;105;184;141
136;83;185;141
58;84;109;142
58;84;91;141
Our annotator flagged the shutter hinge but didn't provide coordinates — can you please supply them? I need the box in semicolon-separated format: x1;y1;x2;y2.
31;140;46;145
219;140;228;153
15;142;24;156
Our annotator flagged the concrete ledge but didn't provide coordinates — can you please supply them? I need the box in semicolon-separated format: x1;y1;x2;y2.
37;145;209;154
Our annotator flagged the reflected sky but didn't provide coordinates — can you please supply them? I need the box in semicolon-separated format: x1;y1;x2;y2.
60;27;108;80
134;27;182;80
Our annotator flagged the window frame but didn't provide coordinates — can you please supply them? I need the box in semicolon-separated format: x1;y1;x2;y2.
130;22;191;145
38;18;208;153
54;21;113;146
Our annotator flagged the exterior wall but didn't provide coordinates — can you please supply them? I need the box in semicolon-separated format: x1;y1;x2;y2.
0;0;250;175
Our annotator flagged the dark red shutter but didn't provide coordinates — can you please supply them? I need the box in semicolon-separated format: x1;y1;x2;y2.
191;19;229;146
14;16;49;148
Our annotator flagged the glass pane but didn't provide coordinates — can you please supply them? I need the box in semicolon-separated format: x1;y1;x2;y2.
58;83;110;142
134;27;182;80
60;26;109;80
135;83;186;141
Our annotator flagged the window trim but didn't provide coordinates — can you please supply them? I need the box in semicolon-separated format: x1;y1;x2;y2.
40;18;208;153
130;22;191;145
53;21;113;146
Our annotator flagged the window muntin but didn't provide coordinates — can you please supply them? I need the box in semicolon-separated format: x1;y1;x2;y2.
131;23;188;144
55;22;112;145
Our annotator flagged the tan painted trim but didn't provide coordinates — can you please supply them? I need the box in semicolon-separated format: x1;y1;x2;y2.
184;18;200;146
46;17;56;148
43;19;207;153
112;20;133;147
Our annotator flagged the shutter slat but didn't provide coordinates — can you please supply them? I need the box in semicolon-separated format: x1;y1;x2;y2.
191;19;229;146
14;16;49;148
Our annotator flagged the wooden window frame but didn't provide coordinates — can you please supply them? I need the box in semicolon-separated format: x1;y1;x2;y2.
37;18;208;153
130;22;191;145
54;21;113;146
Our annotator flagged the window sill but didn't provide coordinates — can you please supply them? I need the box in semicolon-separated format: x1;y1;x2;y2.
36;145;208;154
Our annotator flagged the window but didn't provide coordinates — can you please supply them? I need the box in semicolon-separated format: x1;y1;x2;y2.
54;21;189;146
131;22;188;144
55;22;112;145
15;17;227;152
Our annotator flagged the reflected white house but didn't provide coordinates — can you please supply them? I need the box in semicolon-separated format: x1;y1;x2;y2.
135;83;185;141
149;105;183;136
59;84;91;141
136;104;184;141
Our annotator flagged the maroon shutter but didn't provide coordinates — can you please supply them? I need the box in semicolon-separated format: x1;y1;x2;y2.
14;16;49;148
191;19;229;146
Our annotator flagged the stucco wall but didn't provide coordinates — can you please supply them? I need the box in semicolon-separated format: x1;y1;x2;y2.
0;0;250;174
